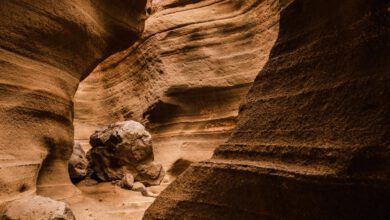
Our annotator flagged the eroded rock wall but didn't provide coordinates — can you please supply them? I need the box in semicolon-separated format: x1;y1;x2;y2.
74;0;280;169
145;0;390;219
0;0;149;202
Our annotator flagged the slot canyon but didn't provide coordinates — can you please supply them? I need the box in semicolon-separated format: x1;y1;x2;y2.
0;0;389;219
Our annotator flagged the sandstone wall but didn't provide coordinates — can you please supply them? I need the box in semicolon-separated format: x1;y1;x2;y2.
145;0;390;219
0;0;149;202
74;0;280;170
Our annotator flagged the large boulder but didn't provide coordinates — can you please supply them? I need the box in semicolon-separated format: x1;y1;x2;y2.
0;196;75;220
68;141;88;183
88;121;165;186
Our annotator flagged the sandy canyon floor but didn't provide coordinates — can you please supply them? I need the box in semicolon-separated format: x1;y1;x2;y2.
65;182;168;220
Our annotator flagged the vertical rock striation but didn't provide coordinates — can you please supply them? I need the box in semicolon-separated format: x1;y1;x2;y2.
0;0;149;202
74;0;281;170
144;0;390;219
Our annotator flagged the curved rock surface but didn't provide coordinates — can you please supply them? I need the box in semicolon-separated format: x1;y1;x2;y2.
2;0;389;219
0;0;149;203
145;0;390;219
74;0;280;170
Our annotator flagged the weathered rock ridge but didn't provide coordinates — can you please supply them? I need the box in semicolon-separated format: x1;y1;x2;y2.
0;0;150;204
145;0;390;219
74;0;280;170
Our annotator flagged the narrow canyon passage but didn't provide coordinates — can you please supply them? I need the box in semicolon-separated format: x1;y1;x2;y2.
0;0;389;219
74;0;280;173
70;0;281;218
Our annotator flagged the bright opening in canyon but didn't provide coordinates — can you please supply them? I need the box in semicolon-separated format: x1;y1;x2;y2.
0;0;389;219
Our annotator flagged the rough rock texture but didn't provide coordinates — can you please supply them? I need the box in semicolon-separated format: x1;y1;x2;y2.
0;0;150;203
73;0;280;170
120;173;135;190
88;121;165;186
68;142;88;183
145;0;390;219
167;159;193;177
0;195;75;220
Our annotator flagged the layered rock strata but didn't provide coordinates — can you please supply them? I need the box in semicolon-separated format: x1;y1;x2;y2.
0;0;149;203
74;0;281;170
145;0;390;219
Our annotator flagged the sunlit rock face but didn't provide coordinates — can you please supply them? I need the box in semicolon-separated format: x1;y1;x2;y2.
74;0;280;170
0;0;149;202
145;0;390;219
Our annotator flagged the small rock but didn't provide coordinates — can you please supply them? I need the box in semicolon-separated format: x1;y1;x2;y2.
83;177;98;186
68;141;88;183
132;182;146;192
142;190;158;198
1;195;75;220
132;182;158;198
135;162;165;186
120;173;134;189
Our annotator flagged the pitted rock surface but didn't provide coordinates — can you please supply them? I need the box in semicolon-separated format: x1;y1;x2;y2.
88;121;165;186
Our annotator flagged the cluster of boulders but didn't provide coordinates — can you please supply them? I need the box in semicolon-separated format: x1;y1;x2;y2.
68;120;165;196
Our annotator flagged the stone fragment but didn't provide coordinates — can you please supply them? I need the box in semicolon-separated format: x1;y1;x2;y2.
142;190;158;198
135;162;165;185
68;141;88;183
132;182;146;192
0;196;75;220
120;173;135;190
132;182;158;198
